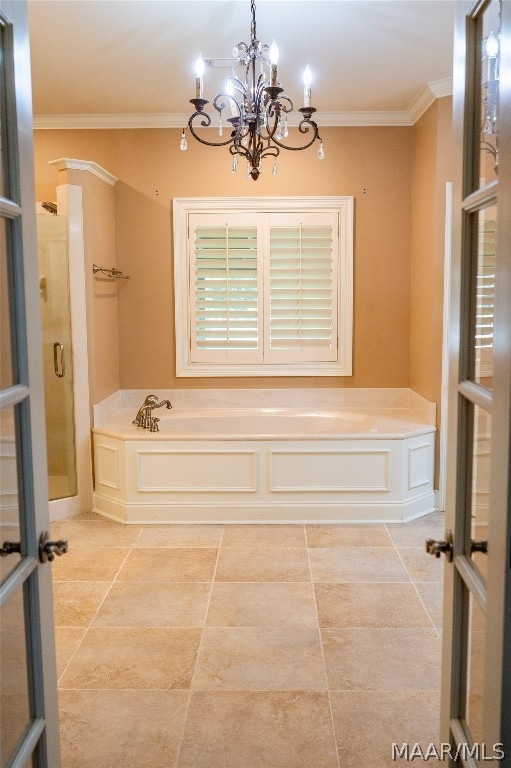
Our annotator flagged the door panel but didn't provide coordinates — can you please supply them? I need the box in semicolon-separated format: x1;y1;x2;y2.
0;405;23;582
0;1;63;765
440;0;511;760
0;588;31;766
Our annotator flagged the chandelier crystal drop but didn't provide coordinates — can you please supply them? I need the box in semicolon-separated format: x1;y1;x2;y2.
481;0;501;172
182;0;324;180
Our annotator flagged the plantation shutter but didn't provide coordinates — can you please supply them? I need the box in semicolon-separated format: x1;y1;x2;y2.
189;213;261;363
475;218;496;379
266;211;338;362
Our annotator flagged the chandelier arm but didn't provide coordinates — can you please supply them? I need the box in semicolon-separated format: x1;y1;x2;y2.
480;139;497;159
259;145;280;160
270;119;321;151
188;112;236;147
212;94;229;113
271;95;294;114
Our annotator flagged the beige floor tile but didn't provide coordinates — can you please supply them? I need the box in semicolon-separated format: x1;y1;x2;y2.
306;524;392;548
135;524;223;548
60;627;201;689
221;524;306;548
309;547;409;583
177;691;338;768
50;519;142;547
117;548;218;582
51;548;130;581
206;582;318;627
54;627;87;678
192;627;326;691
386;512;445;547
315;583;432;628
398;547;444;582
2;694;30;763
322;628;441;690
416;582;444;629
59;689;189;768
53;582;111;627
330;690;441;768
93;582;210;627
215;547;311;582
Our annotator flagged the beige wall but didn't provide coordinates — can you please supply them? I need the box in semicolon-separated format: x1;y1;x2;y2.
34;125;413;391
410;96;453;484
410;97;453;405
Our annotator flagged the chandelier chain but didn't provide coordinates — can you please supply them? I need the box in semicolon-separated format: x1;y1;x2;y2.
250;0;257;44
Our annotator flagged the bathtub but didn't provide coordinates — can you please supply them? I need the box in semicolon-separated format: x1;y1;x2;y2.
92;389;437;524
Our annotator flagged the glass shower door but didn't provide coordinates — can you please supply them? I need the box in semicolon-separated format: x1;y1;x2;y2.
37;212;77;500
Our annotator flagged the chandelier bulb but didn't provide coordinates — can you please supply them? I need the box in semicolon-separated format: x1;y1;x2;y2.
195;54;205;78
303;65;312;108
195;54;205;98
269;40;279;65
485;31;499;59
180;130;188;151
317;141;325;160
269;39;279;86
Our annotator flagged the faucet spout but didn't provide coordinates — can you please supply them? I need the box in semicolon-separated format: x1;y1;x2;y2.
153;400;172;410
133;395;172;429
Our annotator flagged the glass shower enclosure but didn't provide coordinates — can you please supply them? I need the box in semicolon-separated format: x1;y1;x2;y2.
37;210;77;500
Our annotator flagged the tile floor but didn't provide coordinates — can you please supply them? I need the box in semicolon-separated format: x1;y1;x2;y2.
51;511;445;768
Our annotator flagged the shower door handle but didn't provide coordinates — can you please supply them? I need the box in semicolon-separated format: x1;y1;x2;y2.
53;341;65;378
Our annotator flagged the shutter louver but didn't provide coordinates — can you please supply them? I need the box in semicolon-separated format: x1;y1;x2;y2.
191;220;259;362
475;220;496;351
268;219;337;362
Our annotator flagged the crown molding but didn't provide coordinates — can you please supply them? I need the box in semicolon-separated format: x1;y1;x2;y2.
33;110;413;129
33;78;453;131
407;77;453;124
49;158;118;185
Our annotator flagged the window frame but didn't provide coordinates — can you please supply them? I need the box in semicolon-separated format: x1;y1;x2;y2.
173;196;354;377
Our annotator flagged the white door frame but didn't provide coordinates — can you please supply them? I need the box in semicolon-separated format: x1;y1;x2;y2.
438;181;453;513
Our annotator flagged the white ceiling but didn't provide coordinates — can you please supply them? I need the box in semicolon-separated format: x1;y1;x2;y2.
27;0;456;128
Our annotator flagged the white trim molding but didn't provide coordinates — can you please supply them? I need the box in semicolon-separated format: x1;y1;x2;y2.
49;158;118;186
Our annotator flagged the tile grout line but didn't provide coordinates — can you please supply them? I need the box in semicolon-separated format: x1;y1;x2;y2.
55;541;135;686
171;525;225;768
304;525;342;768
385;524;442;638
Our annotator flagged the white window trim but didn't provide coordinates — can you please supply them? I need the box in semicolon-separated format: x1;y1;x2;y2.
173;196;354;377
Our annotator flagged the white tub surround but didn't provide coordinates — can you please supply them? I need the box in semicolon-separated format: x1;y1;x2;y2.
92;389;436;524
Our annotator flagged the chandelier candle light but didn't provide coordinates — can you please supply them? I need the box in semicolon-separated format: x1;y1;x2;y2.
481;0;501;172
181;0;324;180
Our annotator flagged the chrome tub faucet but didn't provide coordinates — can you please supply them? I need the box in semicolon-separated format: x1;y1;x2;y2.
133;395;172;432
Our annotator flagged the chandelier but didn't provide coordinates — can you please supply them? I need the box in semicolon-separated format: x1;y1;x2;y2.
481;1;501;172
180;0;324;180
